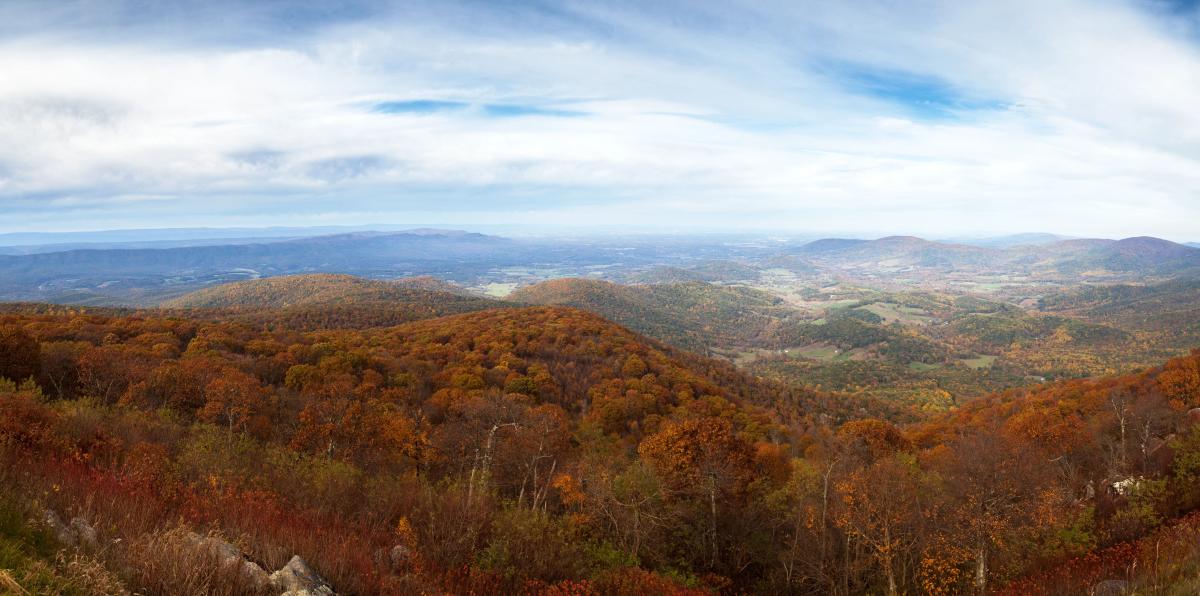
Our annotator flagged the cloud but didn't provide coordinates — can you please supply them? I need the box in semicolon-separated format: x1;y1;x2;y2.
0;0;1197;238
306;155;392;182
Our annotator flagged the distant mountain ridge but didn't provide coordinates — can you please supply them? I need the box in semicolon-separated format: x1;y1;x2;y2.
788;234;1200;276
1;228;1198;305
0;229;522;303
0;224;459;247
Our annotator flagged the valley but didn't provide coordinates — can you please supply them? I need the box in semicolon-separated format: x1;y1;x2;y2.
6;229;1199;410
3;228;1200;594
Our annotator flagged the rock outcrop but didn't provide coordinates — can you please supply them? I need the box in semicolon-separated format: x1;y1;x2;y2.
41;509;97;549
42;509;335;595
269;555;335;596
184;532;271;591
70;516;98;548
42;509;76;546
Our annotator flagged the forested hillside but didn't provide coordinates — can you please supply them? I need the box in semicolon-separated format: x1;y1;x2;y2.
510;278;801;353
159;274;506;331
2;303;1200;593
163;274;470;309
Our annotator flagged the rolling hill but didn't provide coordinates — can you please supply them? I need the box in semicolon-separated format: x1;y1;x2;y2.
0;303;865;594
509;278;802;352
626;259;766;283
162;273;478;309
161;273;505;330
791;235;995;269
1025;236;1200;275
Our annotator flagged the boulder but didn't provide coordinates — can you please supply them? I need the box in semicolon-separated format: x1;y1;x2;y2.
185;531;270;590
238;559;271;591
270;555;335;595
42;509;77;546
69;517;98;549
1093;579;1131;595
389;544;414;569
1109;476;1142;497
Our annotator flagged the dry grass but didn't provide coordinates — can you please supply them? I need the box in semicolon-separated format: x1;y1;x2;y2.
114;526;271;596
0;569;30;595
52;551;129;595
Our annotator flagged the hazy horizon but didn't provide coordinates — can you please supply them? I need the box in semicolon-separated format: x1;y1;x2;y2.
0;224;1196;246
2;0;1199;237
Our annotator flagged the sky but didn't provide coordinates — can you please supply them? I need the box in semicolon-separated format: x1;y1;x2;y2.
1;0;1199;239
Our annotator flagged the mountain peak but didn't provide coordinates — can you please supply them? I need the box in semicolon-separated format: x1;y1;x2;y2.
1112;236;1196;257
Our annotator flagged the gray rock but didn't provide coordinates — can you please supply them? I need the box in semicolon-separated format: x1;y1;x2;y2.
185;531;270;590
270;556;335;596
42;509;77;546
69;517;98;549
238;559;271;592
389;544;413;569
1093;579;1131;596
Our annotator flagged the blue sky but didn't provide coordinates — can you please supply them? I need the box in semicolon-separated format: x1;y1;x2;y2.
0;0;1199;238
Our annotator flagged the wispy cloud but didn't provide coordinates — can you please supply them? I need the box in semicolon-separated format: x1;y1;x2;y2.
0;0;1198;238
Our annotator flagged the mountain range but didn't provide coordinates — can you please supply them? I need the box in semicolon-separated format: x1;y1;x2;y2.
1;229;1199;304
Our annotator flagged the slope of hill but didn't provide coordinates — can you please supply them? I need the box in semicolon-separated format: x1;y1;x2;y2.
795;238;869;253
509;278;800;352
793;235;996;269
3;305;1200;594
625;260;765;284
157;273;503;331
1040;279;1200;317
0;304;862;593
945;312;1129;349
1012;236;1200;276
391;275;475;295
163;273;467;309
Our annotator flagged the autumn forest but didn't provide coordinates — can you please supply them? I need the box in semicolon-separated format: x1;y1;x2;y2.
4;250;1200;595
